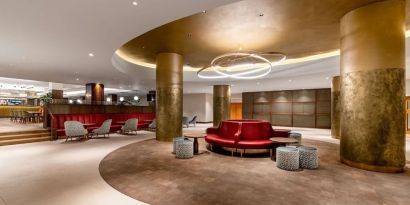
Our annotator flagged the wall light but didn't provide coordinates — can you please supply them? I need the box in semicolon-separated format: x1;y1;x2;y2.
133;96;139;101
106;97;111;102
119;97;124;102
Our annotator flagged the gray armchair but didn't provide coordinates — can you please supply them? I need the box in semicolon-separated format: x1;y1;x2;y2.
121;118;138;134
182;116;189;128
91;119;112;138
189;116;197;127
64;121;88;142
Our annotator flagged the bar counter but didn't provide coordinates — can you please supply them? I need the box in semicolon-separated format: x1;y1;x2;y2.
0;106;41;117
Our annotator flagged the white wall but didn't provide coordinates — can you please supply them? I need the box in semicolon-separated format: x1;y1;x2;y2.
183;93;213;122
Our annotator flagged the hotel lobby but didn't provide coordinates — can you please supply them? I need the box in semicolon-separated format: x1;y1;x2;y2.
0;0;409;205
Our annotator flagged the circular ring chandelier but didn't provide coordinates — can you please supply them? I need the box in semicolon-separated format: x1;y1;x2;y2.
197;52;286;79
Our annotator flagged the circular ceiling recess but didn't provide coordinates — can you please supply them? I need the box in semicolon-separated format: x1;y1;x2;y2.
115;0;394;71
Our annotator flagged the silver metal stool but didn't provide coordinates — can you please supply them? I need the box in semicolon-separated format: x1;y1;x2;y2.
173;137;185;154
175;139;194;159
276;147;299;171
289;132;302;145
298;146;319;169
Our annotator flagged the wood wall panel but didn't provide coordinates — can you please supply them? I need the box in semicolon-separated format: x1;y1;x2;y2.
242;88;331;128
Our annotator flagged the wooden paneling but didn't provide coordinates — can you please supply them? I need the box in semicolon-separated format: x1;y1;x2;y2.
230;103;242;120
242;88;331;128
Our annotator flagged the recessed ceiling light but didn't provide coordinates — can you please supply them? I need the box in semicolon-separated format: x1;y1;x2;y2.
288;79;292;82
202;10;207;13
76;78;79;81
132;1;138;6
88;53;94;57
256;82;260;85
259;13;264;17
325;77;330;80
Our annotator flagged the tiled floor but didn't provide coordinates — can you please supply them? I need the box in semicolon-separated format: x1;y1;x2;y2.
0;118;43;133
0;124;408;205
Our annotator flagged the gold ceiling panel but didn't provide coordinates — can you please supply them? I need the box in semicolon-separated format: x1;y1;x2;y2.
117;0;404;70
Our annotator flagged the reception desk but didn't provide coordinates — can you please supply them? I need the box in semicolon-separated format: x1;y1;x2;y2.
0;106;41;117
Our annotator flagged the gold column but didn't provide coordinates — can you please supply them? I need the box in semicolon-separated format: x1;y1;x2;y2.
213;85;231;127
340;0;405;173
156;53;183;142
331;76;341;139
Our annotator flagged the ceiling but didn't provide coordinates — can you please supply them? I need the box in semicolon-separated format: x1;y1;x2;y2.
0;0;410;95
0;0;239;92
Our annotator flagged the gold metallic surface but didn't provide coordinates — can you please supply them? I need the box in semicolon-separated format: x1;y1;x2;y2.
117;0;385;70
340;0;405;173
156;53;183;142
331;76;340;139
340;0;405;74
213;85;231;127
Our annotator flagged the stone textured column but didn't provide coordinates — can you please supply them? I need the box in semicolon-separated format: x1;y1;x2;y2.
213;85;231;127
331;76;341;139
156;53;183;142
340;0;405;173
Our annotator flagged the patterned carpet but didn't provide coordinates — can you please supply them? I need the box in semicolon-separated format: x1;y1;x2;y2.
99;138;410;205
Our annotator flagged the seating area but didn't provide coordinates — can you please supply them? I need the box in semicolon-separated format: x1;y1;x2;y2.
51;112;155;138
1;1;410;205
205;120;291;156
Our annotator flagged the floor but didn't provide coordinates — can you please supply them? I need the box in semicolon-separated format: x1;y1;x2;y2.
0;124;408;205
0;118;43;133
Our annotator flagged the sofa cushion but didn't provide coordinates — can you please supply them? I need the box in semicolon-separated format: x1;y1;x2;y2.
237;140;273;149
218;121;241;140
240;122;272;140
205;134;236;147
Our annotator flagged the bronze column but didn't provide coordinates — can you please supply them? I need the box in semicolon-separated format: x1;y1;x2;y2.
156;53;183;141
331;76;341;139
85;83;104;104
213;85;231;127
340;0;405;173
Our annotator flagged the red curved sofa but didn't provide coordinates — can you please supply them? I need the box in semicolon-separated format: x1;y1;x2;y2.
205;120;290;156
51;113;155;138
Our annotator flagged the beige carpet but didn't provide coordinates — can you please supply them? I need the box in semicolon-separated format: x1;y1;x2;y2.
99;138;410;205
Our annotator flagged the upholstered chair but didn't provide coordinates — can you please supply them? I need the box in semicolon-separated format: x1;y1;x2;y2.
121;118;138;134
182;116;189;128
189;116;197;127
148;119;156;130
64;121;88;142
91;119;112;138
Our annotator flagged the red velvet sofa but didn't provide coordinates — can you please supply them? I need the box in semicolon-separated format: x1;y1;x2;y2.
205;120;290;156
51;113;155;138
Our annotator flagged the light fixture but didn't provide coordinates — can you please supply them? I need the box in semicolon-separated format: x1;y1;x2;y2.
68;99;73;104
106;97;111;102
288;79;292;82
197;51;286;79
76;78;79;81
119;97;124;102
133;96;139;101
88;53;94;57
325;77;330;80
132;1;138;6
77;99;82;104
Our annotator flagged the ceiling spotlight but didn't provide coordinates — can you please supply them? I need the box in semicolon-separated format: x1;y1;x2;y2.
76;78;79;81
133;96;139;101
77;99;82;104
202;10;207;13
106;98;111;102
68;99;73;104
132;1;138;6
259;13;264;17
88;53;94;57
119;97;125;102
288;79;292;82
325;77;330;80
256;82;260;85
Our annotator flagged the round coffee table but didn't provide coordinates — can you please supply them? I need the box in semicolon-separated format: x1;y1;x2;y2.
183;133;206;155
270;137;299;159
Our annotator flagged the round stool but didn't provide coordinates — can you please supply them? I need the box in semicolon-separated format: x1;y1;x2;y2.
276;147;299;171
173;137;185;154
298;146;319;169
175;139;194;159
289;132;302;145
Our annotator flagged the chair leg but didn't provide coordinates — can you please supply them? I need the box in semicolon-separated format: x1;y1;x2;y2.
240;149;243;157
65;136;69;142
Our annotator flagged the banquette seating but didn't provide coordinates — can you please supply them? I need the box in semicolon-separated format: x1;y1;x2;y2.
205;120;290;156
51;113;155;138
